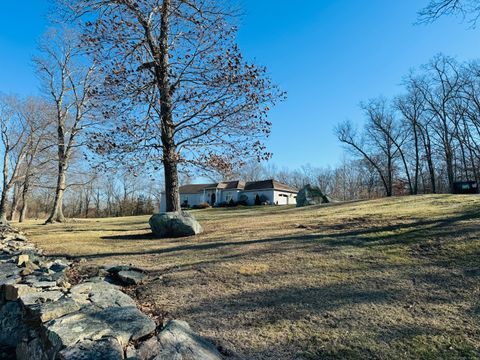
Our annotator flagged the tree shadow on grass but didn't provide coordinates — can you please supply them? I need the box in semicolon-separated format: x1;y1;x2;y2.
183;282;400;328
50;205;480;263
101;233;157;241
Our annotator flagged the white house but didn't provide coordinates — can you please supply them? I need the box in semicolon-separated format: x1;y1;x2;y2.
159;179;298;212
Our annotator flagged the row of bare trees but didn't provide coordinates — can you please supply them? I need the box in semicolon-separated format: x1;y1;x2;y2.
22;171;159;220
336;54;480;197
0;89;159;223
0;96;55;224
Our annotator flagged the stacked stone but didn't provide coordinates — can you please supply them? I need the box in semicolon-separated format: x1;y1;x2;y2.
0;226;222;360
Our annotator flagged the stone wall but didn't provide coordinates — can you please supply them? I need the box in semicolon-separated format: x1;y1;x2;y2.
0;226;222;360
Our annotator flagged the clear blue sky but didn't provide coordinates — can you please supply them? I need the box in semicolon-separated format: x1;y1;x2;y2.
1;1;479;169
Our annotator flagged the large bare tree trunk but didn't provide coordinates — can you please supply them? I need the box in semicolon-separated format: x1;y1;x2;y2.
163;144;180;212
45;161;67;223
19;180;29;223
158;0;180;213
0;191;9;225
413;126;420;195
9;182;20;221
0;148;10;225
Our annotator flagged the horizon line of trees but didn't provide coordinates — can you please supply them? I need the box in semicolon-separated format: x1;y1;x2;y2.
336;54;480;197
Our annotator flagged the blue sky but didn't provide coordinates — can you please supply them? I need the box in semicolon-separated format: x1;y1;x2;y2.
1;1;479;170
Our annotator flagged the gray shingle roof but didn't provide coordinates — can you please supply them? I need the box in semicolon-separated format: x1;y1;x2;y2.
179;179;297;194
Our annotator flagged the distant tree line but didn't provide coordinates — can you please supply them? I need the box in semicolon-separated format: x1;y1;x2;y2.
336;54;480;197
0;94;161;222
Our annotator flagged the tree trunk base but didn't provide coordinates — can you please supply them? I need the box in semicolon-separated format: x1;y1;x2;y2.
44;216;67;225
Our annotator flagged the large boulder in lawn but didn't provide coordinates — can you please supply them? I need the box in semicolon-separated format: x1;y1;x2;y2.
296;184;329;207
149;211;203;238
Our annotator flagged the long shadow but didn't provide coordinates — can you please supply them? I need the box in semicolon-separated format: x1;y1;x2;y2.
51;206;480;261
101;233;157;241
181;282;401;331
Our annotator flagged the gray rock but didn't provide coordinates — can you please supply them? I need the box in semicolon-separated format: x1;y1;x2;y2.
155;320;222;360
296;184;329;207
49;262;69;273
137;336;162;359
16;337;48;360
125;344;140;359
58;338;124;360
149;212;203;238
118;270;147;285
0;262;21;285
26;280;58;289
4;283;39;301
69;281;136;308
0;302;28;347
46;306;156;349
26;297;81;323
20;290;64;307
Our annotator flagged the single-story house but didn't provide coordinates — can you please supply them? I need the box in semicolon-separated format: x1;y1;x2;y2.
159;179;298;212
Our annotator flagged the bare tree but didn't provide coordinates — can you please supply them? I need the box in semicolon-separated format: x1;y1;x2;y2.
0;96;30;224
416;55;464;192
362;98;412;194
34;28;98;223
62;0;284;214
16;98;55;222
335;121;393;196
395;76;428;194
419;0;480;26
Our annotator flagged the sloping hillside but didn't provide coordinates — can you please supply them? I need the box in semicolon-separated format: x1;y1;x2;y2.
19;195;480;359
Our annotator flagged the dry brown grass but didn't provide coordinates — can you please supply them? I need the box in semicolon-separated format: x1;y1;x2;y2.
16;195;480;359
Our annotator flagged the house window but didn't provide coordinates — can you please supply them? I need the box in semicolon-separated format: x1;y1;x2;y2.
225;194;233;202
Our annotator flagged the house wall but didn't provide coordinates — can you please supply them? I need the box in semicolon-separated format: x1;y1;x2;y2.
219;190;240;204
180;193;202;207
241;190;275;205
160;188;298;212
274;190;297;205
160;193;201;212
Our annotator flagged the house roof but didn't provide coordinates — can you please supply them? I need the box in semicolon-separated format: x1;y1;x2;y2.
179;183;217;194
244;179;298;193
179;179;298;194
217;181;245;190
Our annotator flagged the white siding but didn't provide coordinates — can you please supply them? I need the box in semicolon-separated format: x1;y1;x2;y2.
160;187;297;212
181;193;202;207
274;190;297;205
219;190;240;203
160;193;202;212
241;190;275;205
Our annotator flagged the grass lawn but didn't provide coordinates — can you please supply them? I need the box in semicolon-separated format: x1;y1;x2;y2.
17;195;480;359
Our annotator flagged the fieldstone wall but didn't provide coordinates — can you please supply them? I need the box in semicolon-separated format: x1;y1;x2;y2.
0;225;222;360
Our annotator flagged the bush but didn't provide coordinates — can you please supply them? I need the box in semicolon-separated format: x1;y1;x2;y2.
191;202;211;209
236;200;248;206
254;194;261;206
216;202;228;208
228;198;235;207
